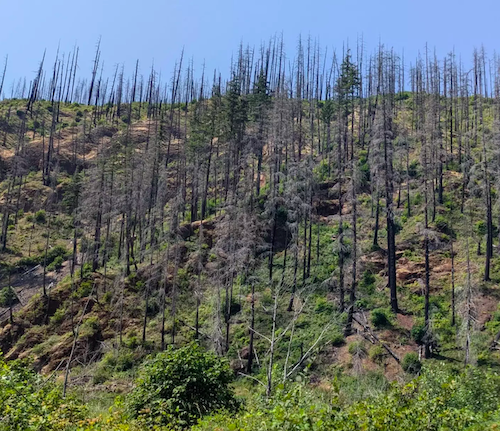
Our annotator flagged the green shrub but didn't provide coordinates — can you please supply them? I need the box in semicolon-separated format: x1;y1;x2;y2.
92;366;110;385
359;270;376;294
434;215;455;237
107;350;135;372
76;280;93;298
348;341;367;357
0;356;86;430
124;335;139;349
196;384;330;431
45;245;68;263
79;315;100;338
412;191;423;206
46;255;64;272
35;209;46;223
408;160;419;178
411;321;426;345
369;345;386;364
128;343;238;427
401;352;421;374
371;308;392;328
102;291;113;303
315;297;334;314
0;286;17;307
14;246;67;273
16;255;41;270
93;349;136;384
313;159;330;182
49;307;66;326
146;296;160;316
330;332;345;347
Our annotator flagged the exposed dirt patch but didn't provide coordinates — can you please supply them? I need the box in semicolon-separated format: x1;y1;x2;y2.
396;257;424;283
321;318;419;382
476;294;499;327
396;313;414;331
361;250;386;273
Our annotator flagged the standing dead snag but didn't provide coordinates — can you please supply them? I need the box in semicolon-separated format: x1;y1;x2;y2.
246;282;256;374
462;234;477;365
346;155;358;335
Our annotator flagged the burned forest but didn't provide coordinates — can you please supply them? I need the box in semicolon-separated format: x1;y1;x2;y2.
2;38;500;430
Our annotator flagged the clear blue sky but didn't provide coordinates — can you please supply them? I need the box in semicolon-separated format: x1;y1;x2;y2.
2;0;498;91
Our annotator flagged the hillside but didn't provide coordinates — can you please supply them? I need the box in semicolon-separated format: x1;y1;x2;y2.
1;44;500;430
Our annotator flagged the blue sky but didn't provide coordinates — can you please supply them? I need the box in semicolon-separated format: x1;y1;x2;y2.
1;0;498;91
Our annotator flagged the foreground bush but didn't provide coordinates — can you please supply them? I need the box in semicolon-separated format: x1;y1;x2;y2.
0;355;85;430
127;343;238;428
194;365;500;431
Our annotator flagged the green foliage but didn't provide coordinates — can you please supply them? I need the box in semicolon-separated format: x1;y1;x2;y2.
45;246;69;266
195;365;500;431
475;220;487;237
127;343;238;428
370;308;393;329
62;173;82;214
35;209;46;223
0;356;86;430
93;350;136;384
411;320;426;345
224;73;248;142
0;286;17;307
358;150;370;186
336;50;360;111
16;255;41;270
49;307;66;326
368;345;386;364
315;297;334;314
330;332;345;347
13;245;68;273
313;159;330;182
434;214;455;237
359;270;376;295
248;70;271;121
348;341;367;357
408;160;420;178
46;255;64;272
393;217;403;235
80;315;101;338
76;280;93;298
321;99;335;124
195;384;330;431
401;352;421;374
